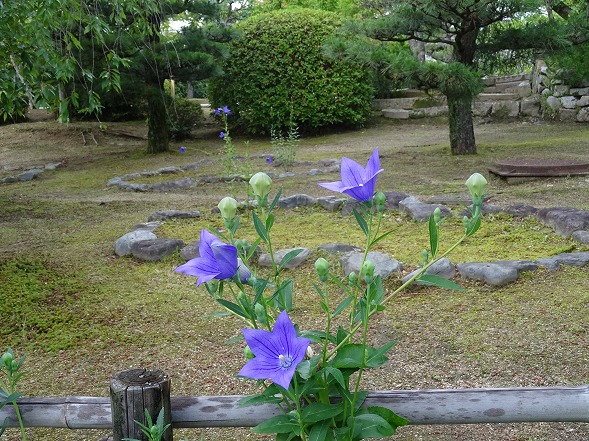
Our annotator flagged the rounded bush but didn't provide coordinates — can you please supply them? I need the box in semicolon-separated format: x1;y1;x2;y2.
168;98;205;140
209;9;373;134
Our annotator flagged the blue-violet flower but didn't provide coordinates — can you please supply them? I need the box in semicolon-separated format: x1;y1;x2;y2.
175;229;250;286
238;311;311;390
318;148;383;202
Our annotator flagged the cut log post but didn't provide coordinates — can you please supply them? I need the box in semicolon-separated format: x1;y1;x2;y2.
110;369;172;441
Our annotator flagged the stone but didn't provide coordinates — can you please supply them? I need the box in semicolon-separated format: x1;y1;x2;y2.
402;258;456;284
552;85;570;97
156;166;184;174
536;257;560;271
317;196;346;212
560;96;578;109
520;97;541;117
383;191;410;209
258;248;311;269
409;106;448;118
576;108;589;122
131;238;185;261
503;204;538;218
570;87;589;96
456;262;519;286
1;176;18;184
120;182;150;192
551;251;589;267
147;210;202;222
571;230;589;245
398;196;452;221
180;241;200;261
536;207;589;237
107;177;124;186
491;101;520;117
382;109;410;119
513;80;532;98
151;177;196;192
472;101;492;117
559;108;577;121
339;251;402;279
18;169;43;181
318;243;362;254
115;230;157;256
132;222;163;232
278;194;317;209
44;162;63;170
545;95;560;111
578;96;589;107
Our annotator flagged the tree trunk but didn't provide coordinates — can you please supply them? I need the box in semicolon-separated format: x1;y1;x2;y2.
147;87;169;154
448;95;476;155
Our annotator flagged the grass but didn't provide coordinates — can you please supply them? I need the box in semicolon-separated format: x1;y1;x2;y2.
1;116;589;440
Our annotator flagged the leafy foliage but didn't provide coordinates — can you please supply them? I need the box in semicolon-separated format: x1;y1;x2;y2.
167;98;205;140
208;8;373;135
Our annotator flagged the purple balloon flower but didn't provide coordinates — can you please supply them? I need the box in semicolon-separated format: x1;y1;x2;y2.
238;311;311;390
219;132;225;139
222;106;231;115
318;148;383;202
179;146;186;153
175;230;250;286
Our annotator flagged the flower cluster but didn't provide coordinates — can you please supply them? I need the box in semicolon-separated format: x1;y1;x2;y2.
176;149;486;440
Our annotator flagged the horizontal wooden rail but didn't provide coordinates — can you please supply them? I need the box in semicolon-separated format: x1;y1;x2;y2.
1;386;588;430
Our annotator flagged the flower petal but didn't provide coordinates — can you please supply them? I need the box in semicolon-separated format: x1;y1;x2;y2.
318;180;345;193
210;241;238;279
340;156;366;188
175;257;220;286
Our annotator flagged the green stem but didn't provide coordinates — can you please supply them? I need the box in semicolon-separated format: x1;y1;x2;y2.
13;400;27;441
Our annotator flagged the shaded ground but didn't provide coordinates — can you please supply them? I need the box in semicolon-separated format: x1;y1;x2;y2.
1;115;589;441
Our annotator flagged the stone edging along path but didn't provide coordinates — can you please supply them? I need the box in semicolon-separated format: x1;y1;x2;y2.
114;192;589;287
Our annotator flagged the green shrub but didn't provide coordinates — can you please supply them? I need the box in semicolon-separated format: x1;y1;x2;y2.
168;97;205;140
209;8;373;135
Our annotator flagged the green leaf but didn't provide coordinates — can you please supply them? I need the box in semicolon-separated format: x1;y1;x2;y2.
324;367;346;389
216;299;249;320
466;214;481;237
268;188;283;212
309;419;332;441
266;213;275;232
416;274;465;291
352;208;369;236
278;249;303;271
368;228;397;248
238;394;284;407
429;213;439;257
252;212;269;242
364;406;410;429
351;413;394;438
252;413;299;434
331;295;354;318
301;402;344;424
331;343;394;369
365;341;396;368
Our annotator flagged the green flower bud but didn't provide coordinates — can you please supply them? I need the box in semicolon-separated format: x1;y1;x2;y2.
249;172;272;199
348;271;358;285
465;173;487;200
421;249;429;264
217;196;238;220
1;351;13;369
254;303;267;325
463;215;470;229
433;207;441;224
314;258;329;281
244;345;255;359
362;259;376;283
374;191;386;212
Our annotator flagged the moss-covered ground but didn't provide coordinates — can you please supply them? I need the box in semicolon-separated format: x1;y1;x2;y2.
1;116;588;440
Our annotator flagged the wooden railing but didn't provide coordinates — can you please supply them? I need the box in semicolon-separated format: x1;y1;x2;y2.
1;369;588;439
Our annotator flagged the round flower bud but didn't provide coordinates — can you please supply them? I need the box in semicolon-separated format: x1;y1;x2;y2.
362;260;376;283
465;173;487;200
463;215;470;229
433;207;441;224
244;345;255;359
348;271;358;285
1;351;13;369
249;172;272;199
314;258;329;281
254;303;267;325
218;196;238;221
374;191;386;212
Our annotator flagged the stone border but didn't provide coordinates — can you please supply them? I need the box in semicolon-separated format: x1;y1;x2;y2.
115;192;589;287
1;162;64;184
106;157;341;192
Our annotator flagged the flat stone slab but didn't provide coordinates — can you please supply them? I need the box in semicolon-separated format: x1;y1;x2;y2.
489;160;589;177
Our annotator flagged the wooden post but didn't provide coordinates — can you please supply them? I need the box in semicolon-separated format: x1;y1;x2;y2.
110;369;172;441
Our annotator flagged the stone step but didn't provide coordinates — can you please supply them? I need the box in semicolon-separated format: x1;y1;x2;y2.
382;108;410;119
476;93;519;101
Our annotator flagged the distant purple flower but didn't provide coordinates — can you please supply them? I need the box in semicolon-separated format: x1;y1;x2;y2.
175;230;250;286
219;132;225;139
222;106;231;115
238;311;311;390
214;108;221;115
179;146;186;153
318;148;383;202
266;157;273;163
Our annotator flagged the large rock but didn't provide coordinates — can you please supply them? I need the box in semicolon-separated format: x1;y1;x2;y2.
115;230;157;256
317;196;346;212
258;248;312;269
18;169;43;181
399;196;452;221
278;194;317;209
536;207;589;237
456;260;537;286
131;238;184;261
318;243;361;254
550;251;589;267
151;178;196;192
339;251;402;279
